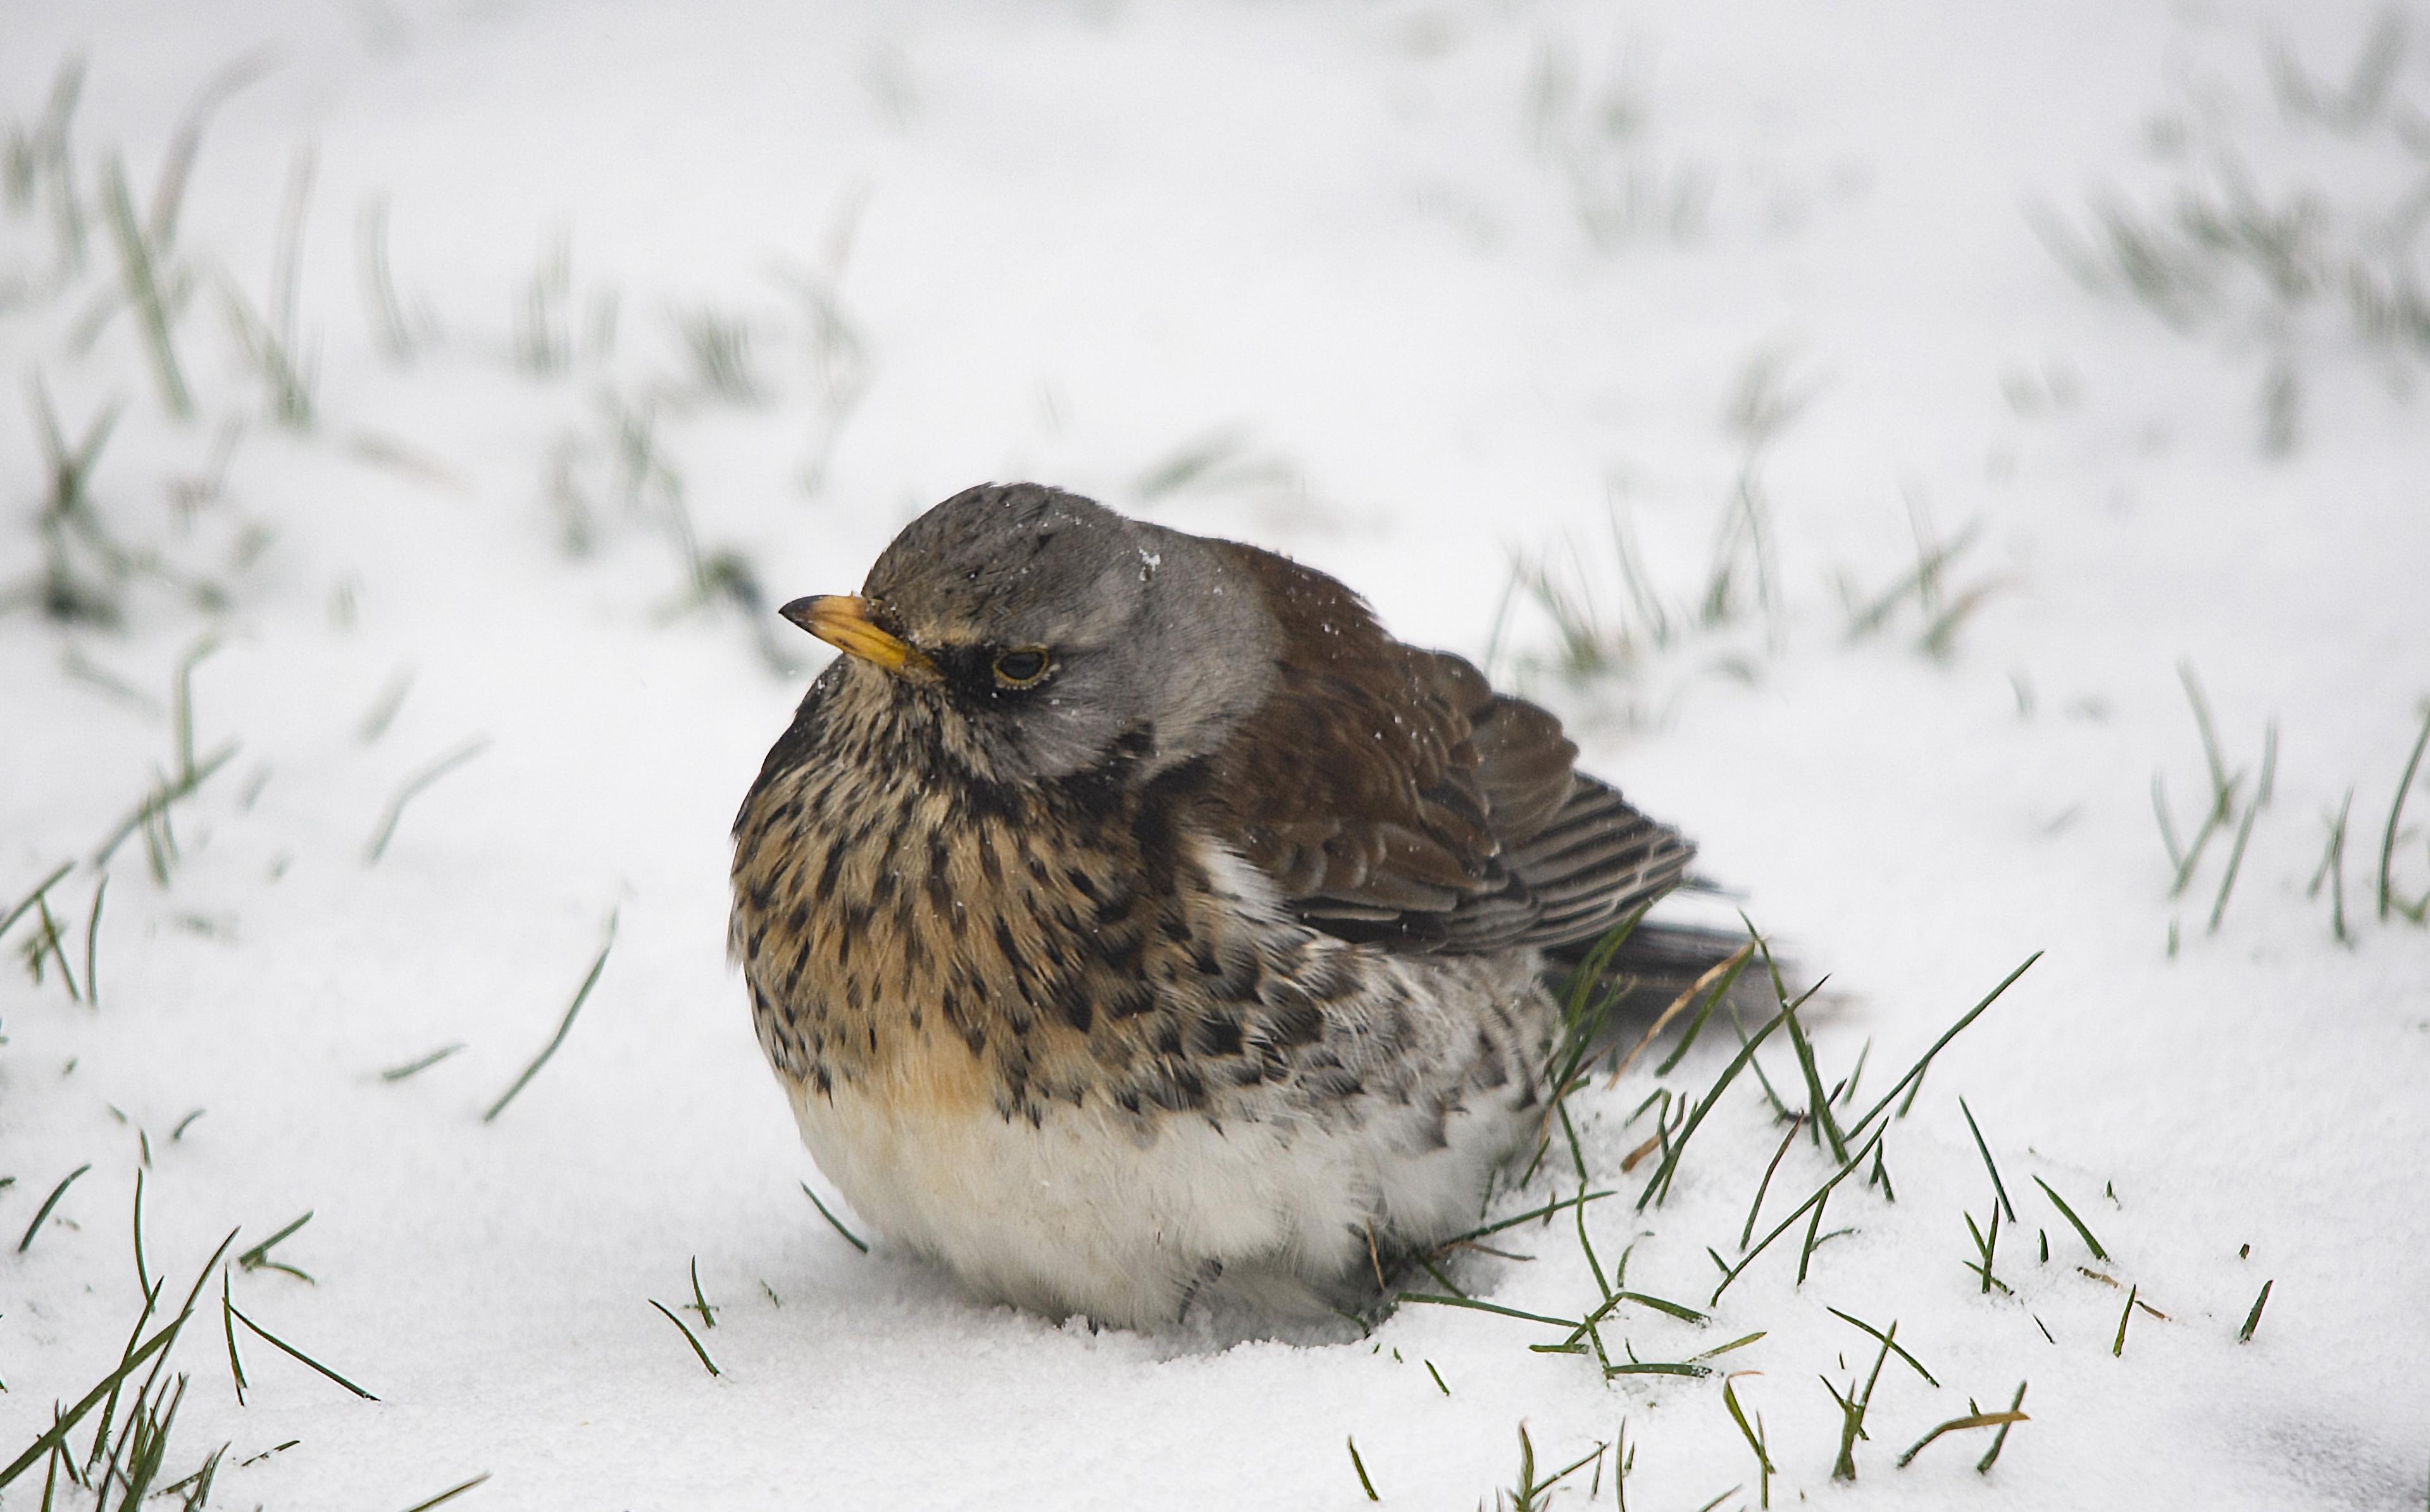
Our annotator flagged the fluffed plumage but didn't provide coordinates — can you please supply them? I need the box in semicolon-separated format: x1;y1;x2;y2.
730;483;1697;1326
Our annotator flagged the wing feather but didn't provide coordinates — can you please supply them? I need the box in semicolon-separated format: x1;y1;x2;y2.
1197;546;1693;955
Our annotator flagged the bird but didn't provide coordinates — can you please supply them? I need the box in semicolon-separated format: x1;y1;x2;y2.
730;482;1700;1329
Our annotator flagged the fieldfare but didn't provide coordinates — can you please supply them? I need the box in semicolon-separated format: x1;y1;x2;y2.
731;483;1697;1327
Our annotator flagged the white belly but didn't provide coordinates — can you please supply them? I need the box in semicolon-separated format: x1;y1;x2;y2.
785;956;1552;1328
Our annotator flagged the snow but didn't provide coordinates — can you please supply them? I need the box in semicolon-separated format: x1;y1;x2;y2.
3;1;2427;1508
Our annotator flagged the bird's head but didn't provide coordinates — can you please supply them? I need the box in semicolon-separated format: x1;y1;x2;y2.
782;484;1276;783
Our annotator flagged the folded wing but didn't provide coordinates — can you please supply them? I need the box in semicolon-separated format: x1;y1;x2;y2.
1200;546;1694;956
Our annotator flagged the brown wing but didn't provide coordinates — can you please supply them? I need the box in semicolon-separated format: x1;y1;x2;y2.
1196;545;1694;955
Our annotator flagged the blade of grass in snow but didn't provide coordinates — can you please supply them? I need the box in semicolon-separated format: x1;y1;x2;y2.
1898;1408;2030;1468
1690;1332;1766;1363
1432;1189;1614;1255
237;1211;313;1280
99;154;191;418
1959;1098;2017;1222
381;1043;465;1081
0;1228;235;1489
1740;1115;1805;1249
2310;788;2356;944
1751;920;1847;1160
266;144;318;426
1965;1205;2010;1295
92;745;237;872
2209;721;2277;933
396;1472;492;1512
366;738;490;863
1639;987;1807;1210
647;1299;720;1377
1827;1321;1900;1482
2162;665;2244;896
2112;1283;2140;1357
358;668;415;743
0;861;74;943
2033;1175;2110;1261
132;1167;151;1294
2381;705;2430;923
1976;1381;2029;1473
1563;1287;1709;1350
1721;1374;1773;1508
17;1162;90;1253
1345;1436;1380;1501
158;1441;227;1506
146;50;275;250
97;1366;187;1504
227;1301;378;1399
1604;1360;1710;1379
1507;1427;1605;1508
1619;940;1754;1084
1417;1257;1468;1299
19;891;80;1001
1846;953;2041;1144
222;1270;248;1406
1570;1168;1609;1301
2240;1279;2274;1342
171;633;221;784
800;1182;869;1253
82;874;105;1007
483;913;616;1122
1797;1186;1833;1285
2152;773;2188;874
88;1272;165;1473
1826;1309;1939;1386
1397;1292;1577;1330
358;192;433;364
1712;1125;1884;1304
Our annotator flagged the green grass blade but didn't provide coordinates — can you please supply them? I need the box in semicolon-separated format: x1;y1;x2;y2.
367;738;490;864
1346;1436;1380;1501
1824;1308;1938;1387
1845;953;2040;1144
227;1301;378;1399
1712;1126;1884;1304
397;1472;492;1512
2239;1279;2273;1342
1976;1382;2028;1473
1397;1292;1576;1329
647;1299;720;1377
0;1229;235;1489
1958;1098;2016;1222
483;914;615;1122
2032;1175;2110;1261
801;1182;869;1253
17;1162;92;1253
2381;705;2430;922
1648;941;1757;1078
380;1044;465;1082
1638;989;1809;1211
0;861;73;943
1897;1410;2029;1468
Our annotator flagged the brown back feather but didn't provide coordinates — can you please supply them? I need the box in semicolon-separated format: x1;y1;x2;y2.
1197;545;1693;955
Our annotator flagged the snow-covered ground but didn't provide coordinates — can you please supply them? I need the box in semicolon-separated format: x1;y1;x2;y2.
4;2;2427;1507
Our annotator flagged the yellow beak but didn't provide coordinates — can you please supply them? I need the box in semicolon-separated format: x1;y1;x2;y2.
779;595;938;679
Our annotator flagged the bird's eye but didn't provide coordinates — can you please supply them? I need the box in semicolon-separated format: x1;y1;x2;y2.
992;647;1052;688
